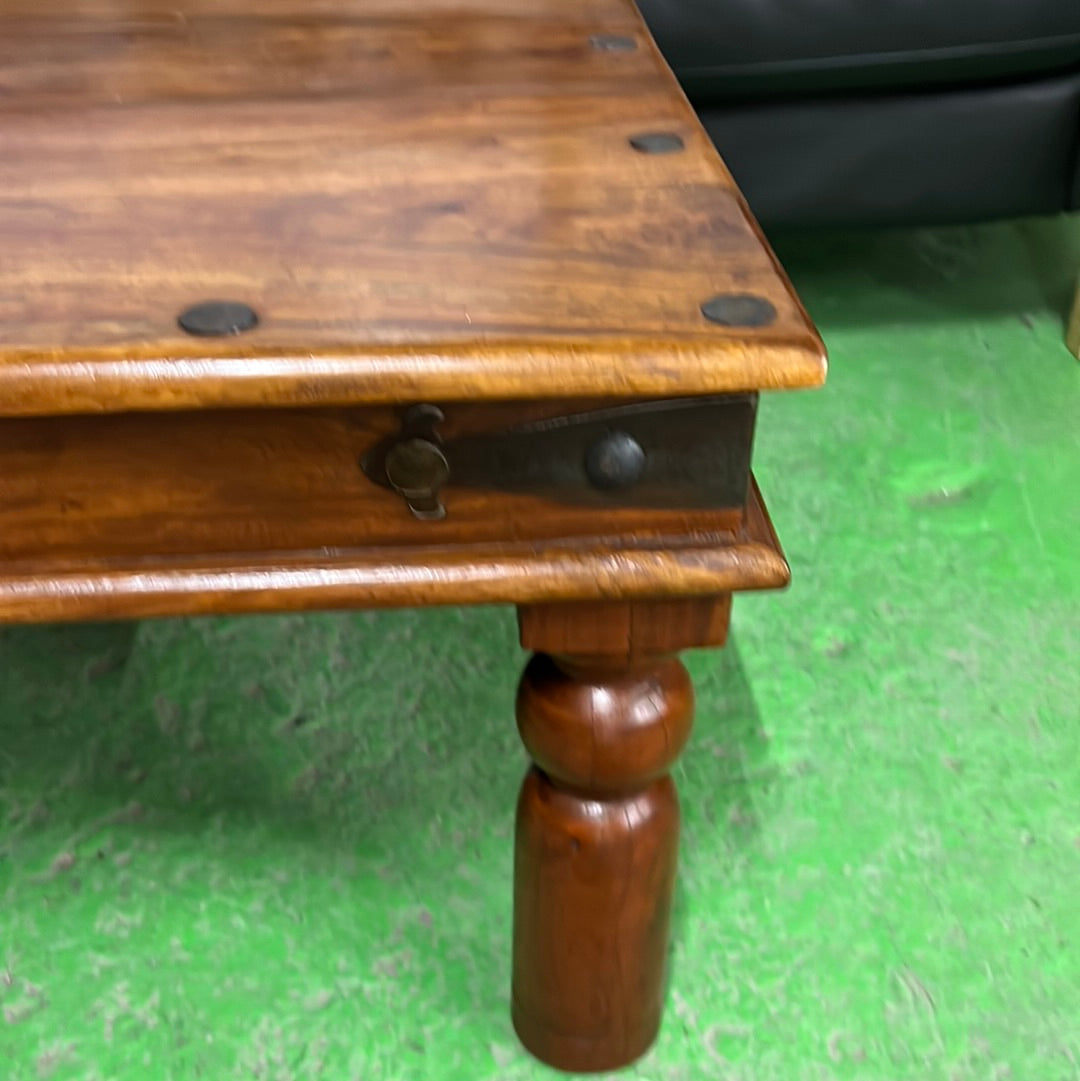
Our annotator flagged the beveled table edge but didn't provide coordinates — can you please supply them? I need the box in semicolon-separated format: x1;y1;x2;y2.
0;479;788;623
0;337;827;418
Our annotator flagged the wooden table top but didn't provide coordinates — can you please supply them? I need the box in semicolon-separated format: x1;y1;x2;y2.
0;0;825;417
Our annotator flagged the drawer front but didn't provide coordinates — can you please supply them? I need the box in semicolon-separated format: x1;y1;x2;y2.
0;396;756;567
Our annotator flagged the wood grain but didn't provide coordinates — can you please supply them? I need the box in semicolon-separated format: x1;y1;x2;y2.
0;472;786;622
519;595;732;656
0;0;824;416
0;6;820;1072
0;401;748;564
513;640;695;1070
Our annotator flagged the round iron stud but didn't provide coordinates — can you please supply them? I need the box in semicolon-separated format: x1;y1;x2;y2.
178;301;259;337
700;294;777;328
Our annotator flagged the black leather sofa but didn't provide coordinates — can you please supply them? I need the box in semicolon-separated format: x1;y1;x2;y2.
638;0;1080;226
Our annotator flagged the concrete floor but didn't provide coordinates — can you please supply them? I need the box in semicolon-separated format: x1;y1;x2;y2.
1;217;1078;1081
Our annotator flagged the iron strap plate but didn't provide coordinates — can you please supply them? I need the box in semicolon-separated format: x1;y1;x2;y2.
362;395;758;520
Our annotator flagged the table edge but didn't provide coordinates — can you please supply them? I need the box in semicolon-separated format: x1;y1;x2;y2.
0;479;789;623
0;337;826;417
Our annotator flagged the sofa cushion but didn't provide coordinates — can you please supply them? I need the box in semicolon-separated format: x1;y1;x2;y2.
697;71;1080;225
638;0;1080;101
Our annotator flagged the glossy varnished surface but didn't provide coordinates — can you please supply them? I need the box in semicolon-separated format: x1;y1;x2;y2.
0;0;824;416
512;603;708;1071
0;473;787;622
0;403;747;564
0;6;818;1070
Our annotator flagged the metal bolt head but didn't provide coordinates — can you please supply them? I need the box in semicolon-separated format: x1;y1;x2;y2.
589;33;637;52
385;437;450;520
178;301;259;337
700;294;777;328
629;132;685;155
585;431;647;491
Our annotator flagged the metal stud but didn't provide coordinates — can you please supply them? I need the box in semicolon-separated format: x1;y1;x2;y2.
700;294;777;328
178;301;259;337
628;132;685;155
584;431;647;491
589;33;637;52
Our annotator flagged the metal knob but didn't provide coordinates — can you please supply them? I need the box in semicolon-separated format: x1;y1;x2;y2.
384;437;450;520
584;431;646;491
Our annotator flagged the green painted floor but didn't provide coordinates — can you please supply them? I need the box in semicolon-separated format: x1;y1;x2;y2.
2;217;1079;1081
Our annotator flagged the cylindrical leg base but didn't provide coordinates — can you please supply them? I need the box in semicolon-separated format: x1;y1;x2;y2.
511;766;680;1073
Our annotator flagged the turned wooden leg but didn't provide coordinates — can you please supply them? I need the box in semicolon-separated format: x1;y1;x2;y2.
511;598;730;1072
1068;277;1080;360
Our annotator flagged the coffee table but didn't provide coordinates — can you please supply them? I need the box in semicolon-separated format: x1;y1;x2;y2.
0;0;826;1071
